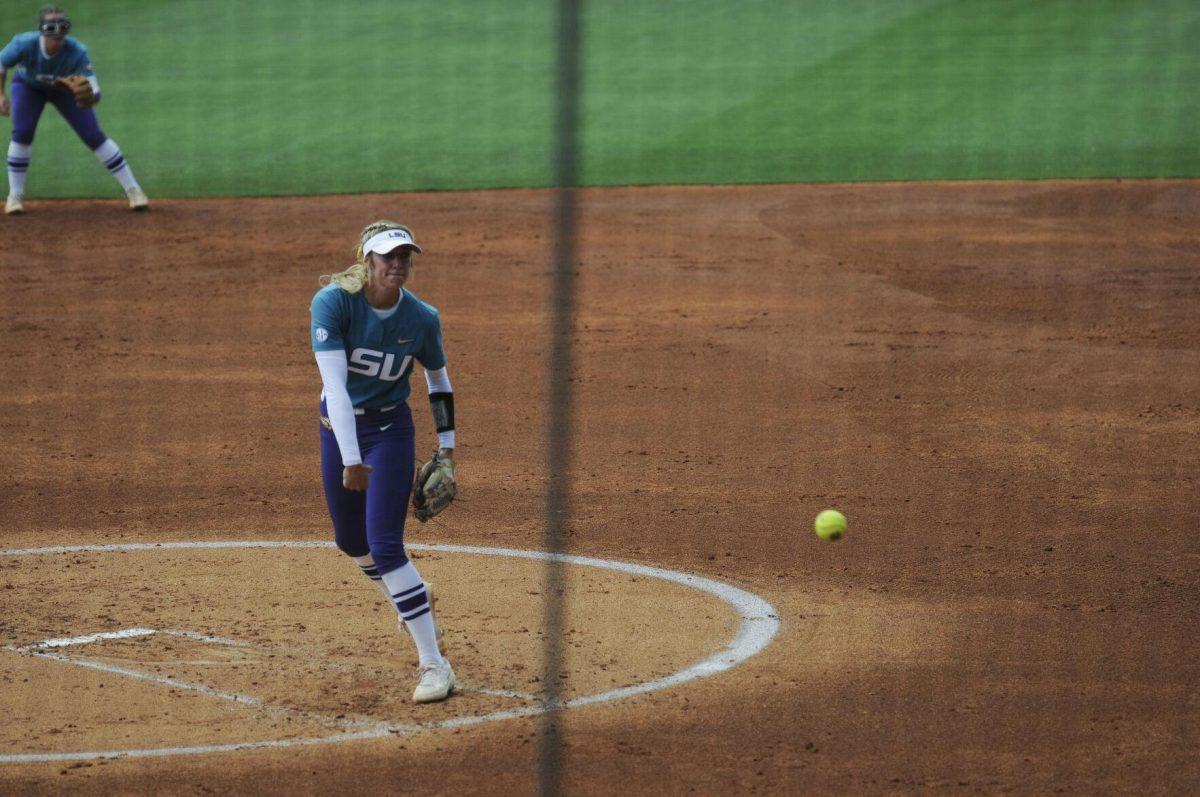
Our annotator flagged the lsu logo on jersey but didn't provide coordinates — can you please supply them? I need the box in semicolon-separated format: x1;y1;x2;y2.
348;348;412;382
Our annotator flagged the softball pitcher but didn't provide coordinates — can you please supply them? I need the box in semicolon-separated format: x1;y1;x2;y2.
0;5;148;215
311;220;458;703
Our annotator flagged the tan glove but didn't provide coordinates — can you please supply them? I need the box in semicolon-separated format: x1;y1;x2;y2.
412;451;456;523
53;75;97;109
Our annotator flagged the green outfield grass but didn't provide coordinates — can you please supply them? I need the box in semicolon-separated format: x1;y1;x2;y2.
2;0;1197;198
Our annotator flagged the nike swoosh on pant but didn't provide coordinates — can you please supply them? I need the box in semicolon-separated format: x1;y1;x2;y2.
380;423;394;431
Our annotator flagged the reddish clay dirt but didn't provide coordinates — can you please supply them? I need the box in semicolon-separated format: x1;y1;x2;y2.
1;181;1197;795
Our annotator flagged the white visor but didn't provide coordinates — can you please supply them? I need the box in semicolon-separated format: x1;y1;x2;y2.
362;228;423;257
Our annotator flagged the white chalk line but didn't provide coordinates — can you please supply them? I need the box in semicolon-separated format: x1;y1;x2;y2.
17;623;534;703
13;627;246;654
0;540;780;763
17;650;261;708
18;627;157;651
5;628;387;735
159;628;248;647
1;540;334;556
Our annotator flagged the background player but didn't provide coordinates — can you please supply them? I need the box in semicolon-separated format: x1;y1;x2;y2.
0;5;148;215
310;220;458;703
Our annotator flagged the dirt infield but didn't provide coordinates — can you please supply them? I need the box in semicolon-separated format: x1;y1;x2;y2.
1;181;1197;794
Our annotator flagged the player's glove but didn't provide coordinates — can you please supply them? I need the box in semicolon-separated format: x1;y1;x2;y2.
412;450;456;523
53;75;97;109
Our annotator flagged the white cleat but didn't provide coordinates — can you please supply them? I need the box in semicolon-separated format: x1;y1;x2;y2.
127;187;149;211
412;659;455;703
5;195;24;215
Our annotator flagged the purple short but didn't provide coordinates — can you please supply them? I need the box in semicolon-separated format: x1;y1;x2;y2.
319;400;416;576
10;77;106;149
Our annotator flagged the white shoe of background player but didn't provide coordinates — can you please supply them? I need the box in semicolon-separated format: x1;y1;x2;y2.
5;194;24;215
127;186;149;211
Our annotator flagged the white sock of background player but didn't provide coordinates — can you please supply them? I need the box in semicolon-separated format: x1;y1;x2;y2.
380;561;446;667
91;138;142;193
7;142;30;198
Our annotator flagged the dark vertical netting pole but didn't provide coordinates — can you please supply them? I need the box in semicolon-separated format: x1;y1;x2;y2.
538;0;582;794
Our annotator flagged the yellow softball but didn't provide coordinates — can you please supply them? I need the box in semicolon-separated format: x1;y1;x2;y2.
814;509;847;542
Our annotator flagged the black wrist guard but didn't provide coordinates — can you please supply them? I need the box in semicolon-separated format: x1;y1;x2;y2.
429;391;455;433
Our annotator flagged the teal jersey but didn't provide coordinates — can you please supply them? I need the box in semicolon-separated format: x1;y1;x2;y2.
310;285;447;409
0;33;94;90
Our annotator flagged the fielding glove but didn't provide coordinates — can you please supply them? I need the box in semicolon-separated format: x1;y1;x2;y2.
53;75;97;109
412;451;456;523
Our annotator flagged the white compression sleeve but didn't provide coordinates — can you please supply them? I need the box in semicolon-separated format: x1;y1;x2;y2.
424;366;455;449
315;350;362;466
424;366;452;393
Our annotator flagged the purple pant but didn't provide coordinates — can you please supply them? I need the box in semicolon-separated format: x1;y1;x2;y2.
320;400;416;575
10;78;106;149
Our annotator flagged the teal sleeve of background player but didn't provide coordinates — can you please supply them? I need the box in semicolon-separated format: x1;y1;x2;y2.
310;288;346;352
77;44;94;76
418;310;447;371
0;36;23;70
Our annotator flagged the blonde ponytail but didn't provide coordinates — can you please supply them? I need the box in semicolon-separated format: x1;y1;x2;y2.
319;220;415;293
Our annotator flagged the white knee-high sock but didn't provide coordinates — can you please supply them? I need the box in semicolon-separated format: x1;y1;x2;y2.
7;142;30;198
92;138;141;192
380;561;445;667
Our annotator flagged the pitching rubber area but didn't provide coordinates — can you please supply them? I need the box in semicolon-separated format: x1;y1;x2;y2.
0;540;780;764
